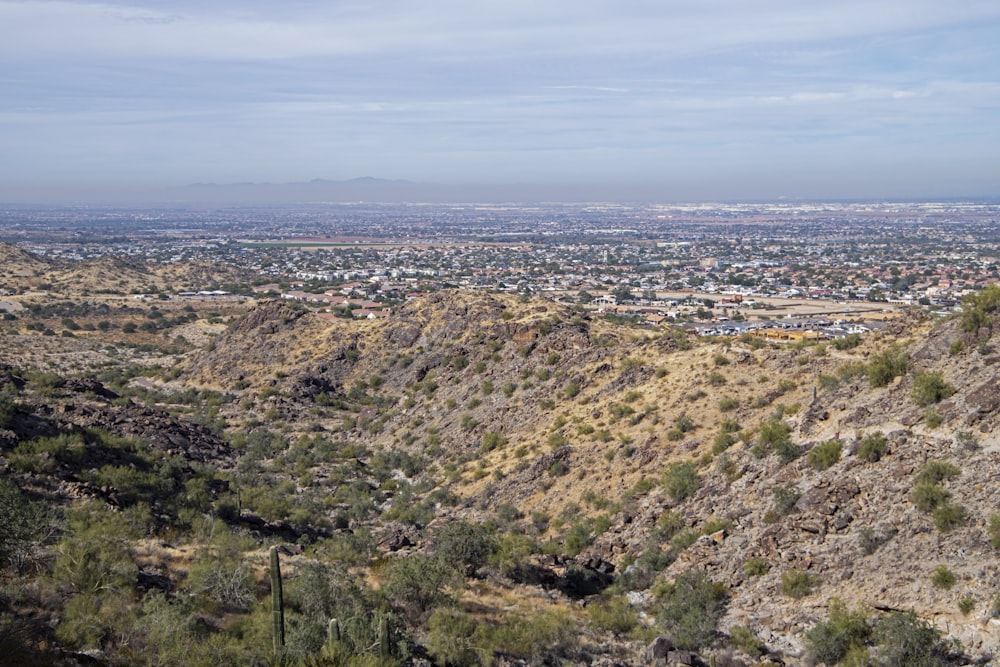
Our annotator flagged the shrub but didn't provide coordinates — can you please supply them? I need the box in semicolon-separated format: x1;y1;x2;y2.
772;482;801;515
807;439;842;471
755;418;791;458
912;371;955;407
858;432;888;462
586;595;639;635
915;460;960;486
833;334;862;351
874;610;950;667
728;625;766;657
955;430;980;452
718;397;739;412
930;565;956;589
912;482;951;513
656;571;728;650
480;431;507;452
781;568;818;598
663;462;700;501
744;558;770;577
989;514;1000;550
959;596;975;616
383;554;461;620
805;598;871;666
434;521;498;571
932;502;967;532
960;284;1000;333
867;346;909;388
923;408;943;428
858;526;890;555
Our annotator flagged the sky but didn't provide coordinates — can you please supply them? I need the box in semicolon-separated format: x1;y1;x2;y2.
1;0;999;202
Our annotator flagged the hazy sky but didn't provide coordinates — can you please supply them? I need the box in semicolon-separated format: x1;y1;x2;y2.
2;1;999;202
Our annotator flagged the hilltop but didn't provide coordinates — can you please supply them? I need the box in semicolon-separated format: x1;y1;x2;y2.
3;288;1000;665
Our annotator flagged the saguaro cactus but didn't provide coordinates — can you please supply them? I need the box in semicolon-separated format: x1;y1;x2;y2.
270;546;285;656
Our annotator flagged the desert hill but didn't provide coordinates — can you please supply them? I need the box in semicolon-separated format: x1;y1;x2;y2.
176;290;1000;661
4;288;1000;665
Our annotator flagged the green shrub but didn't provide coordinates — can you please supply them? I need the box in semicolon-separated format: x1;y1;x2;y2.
772;482;801;515
718;397;739;412
755;418;791;458
867;346;909;388
807;439;842;471
923;408;943;428
744;558;770;577
960;284;1000;333
480;431;507;452
989;514;1000;550
912;482;951;513
586;595;640;635
383;554;461;620
805;598;871;666
858;432;888;462
656;571;728;651
911;371;955;407
915;460;960;486
874;610;950;667
434;521;498;571
833;334;862;351
662;462;700;501
959;596;975;615
858;526;890;555
932;502;966;532
781;568;818;598
728;625;766;657
930;565;956;589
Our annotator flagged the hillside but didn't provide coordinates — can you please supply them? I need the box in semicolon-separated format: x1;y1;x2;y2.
3;288;1000;666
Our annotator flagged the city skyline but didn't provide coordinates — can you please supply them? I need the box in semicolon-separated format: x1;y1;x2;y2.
2;1;999;203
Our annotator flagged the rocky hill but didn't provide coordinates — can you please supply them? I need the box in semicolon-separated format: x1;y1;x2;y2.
3;288;1000;666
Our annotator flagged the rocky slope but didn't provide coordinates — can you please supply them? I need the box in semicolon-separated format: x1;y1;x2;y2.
177;290;1000;663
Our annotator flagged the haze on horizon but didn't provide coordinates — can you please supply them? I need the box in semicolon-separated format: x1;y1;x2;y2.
1;1;999;204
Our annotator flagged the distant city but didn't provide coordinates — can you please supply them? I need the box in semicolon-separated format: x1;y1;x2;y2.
2;200;998;331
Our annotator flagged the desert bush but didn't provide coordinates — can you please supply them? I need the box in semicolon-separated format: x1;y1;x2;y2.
656;571;728;651
912;371;955;407
912;482;951;513
753;418;792;459
989;514;1000;549
434;521;498;572
915;460;960;486
383;554;461;620
807;439;842;471
805;598;871;666
663;462;699;501
960;284;1000;333
959;596;975;616
930;565;956;589
0;478;49;572
923;408;943;428
718;397;739;412
781;568;818;598
874;610;951;667
586;595;640;636
480;431;507;452
858;526;891;555
744;558;770;577
833;333;862;350
858;432;888;462
867;346;909;388
772;482;801;515
932;502;966;532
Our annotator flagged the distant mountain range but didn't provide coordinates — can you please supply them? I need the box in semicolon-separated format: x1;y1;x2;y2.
169;177;651;204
